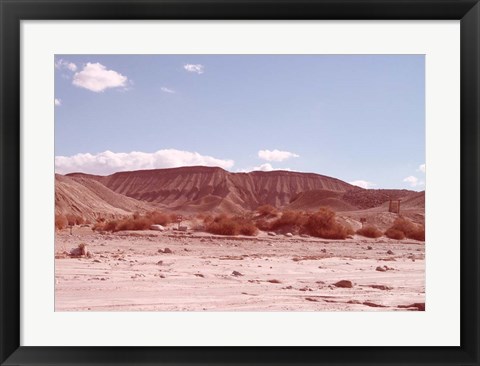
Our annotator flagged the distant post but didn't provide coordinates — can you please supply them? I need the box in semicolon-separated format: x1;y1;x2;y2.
360;217;367;228
176;215;183;230
388;200;401;214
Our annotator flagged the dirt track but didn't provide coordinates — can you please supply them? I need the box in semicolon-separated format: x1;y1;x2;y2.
55;228;425;311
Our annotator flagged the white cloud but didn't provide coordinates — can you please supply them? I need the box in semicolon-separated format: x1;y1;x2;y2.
161;87;175;94
403;175;425;187
72;63;128;92
258;149;299;162
349;180;376;189
55;149;234;175
403;176;418;186
418;164;426;173
55;59;77;72
184;64;204;74
54;98;62;107
237;164;294;173
253;163;273;171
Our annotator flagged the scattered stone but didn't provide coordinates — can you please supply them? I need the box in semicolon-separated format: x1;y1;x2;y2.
285;233;293;238
376;266;387;272
387;250;394;255
367;246;373;250
283;285;293;289
299;286;312;292
150;224;165;231
347;300;362;304
232;271;243;277
369;284;392;291
178;225;188;232
268;232;276;236
321;249;327;253
333;280;353;288
163;247;173;254
305;297;320;302
93;259;101;263
397;303;425;311
69;243;87;257
363;301;387;308
156;261;163;265
267;279;282;284
194;273;205;278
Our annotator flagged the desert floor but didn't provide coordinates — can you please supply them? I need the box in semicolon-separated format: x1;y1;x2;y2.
55;227;425;311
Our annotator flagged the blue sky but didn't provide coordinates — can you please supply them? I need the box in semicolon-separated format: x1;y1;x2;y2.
55;55;425;190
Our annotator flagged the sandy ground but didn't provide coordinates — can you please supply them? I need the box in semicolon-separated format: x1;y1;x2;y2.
55;227;425;311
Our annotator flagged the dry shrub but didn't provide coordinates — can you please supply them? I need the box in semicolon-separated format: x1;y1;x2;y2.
103;220;119;232
385;228;405;240
385;217;425;241
303;207;350;239
205;215;258;236
116;217;151;231
206;220;238;236
55;214;68;230
92;221;105;231
239;222;258;236
408;226;425;241
99;211;173;232
269;211;306;234
357;225;383;238
256;204;278;217
146;211;172;226
255;218;271;231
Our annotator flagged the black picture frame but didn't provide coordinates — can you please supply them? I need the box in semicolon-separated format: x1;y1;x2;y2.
1;1;479;365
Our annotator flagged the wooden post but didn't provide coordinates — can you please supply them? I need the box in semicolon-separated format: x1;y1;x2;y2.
388;200;401;214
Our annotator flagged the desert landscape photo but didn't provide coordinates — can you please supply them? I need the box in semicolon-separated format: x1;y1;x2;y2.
54;55;425;311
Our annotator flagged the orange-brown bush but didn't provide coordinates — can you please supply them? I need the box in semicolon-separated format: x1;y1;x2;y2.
255;218;271;231
205;215;258;236
55;214;68;230
356;225;383;238
92;221;105;231
408;226;425;241
385;217;425;241
146;211;172;226
385;228;405;240
103;220;119;232
118;217;152;231
256;204;278;217
269;211;307;234
303;207;350;239
239;222;258;236
98;211;173;232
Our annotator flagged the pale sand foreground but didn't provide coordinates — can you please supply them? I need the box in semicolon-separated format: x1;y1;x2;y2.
55;228;425;311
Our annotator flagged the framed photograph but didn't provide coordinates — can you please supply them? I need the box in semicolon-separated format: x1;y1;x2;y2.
1;0;479;365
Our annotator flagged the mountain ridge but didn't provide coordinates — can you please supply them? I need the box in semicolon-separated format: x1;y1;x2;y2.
58;166;424;219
